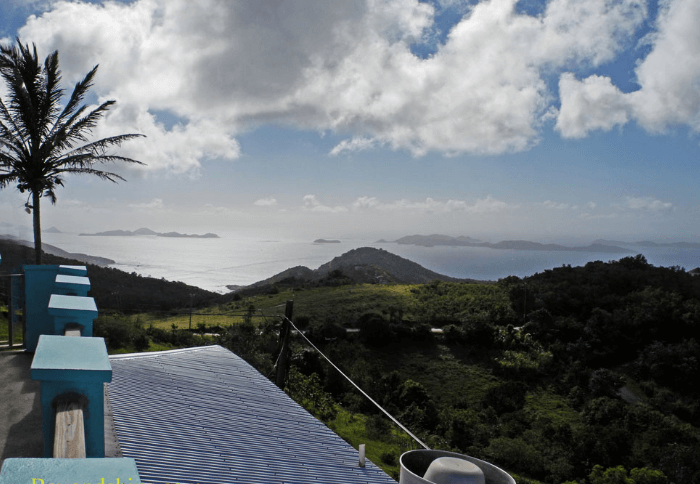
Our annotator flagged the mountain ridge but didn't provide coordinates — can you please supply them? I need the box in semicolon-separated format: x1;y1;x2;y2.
226;247;482;292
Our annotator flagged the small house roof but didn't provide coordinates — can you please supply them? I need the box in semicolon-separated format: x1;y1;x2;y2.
108;345;395;484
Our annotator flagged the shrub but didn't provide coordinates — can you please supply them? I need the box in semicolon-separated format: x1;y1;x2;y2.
380;451;397;466
94;316;132;349
133;332;150;352
357;313;394;347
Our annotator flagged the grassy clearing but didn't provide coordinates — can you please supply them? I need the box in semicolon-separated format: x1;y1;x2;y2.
234;282;502;327
0;304;23;347
327;407;421;480
102;282;504;333
524;390;582;429
364;340;501;407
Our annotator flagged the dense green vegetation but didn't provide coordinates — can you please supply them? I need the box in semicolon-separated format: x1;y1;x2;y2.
256;256;698;484
91;256;699;483
2;239;698;483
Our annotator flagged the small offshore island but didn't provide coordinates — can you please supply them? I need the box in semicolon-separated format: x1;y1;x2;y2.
80;227;219;238
379;234;633;253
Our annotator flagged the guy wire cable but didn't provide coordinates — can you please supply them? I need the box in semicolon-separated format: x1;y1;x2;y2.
282;315;430;450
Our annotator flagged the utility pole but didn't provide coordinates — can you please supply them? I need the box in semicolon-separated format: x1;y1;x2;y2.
275;300;293;389
189;293;194;330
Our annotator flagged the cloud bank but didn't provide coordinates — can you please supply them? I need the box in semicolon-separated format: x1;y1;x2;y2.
556;0;700;137
14;0;693;173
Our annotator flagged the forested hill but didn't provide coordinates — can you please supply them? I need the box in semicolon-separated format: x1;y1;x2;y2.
316;247;478;283
261;255;700;484
0;238;219;312
229;247;481;294
502;254;700;369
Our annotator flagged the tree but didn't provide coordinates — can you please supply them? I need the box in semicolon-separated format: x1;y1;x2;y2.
0;39;144;263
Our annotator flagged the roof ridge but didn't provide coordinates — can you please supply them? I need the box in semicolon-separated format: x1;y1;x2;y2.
108;344;224;360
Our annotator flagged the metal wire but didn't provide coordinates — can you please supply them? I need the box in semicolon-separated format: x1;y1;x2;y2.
282;315;430;450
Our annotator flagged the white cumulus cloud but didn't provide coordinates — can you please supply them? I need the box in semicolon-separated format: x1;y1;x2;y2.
128;198;164;210
302;195;349;213
352;195;516;213
556;74;632;138
15;0;651;165
622;196;673;211
254;197;278;207
557;0;700;137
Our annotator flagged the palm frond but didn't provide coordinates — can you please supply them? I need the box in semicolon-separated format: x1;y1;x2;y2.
60;133;146;159
38;51;63;135
0;98;25;141
0;104;31;157
51;166;127;183
0;174;19;189
47;65;97;141
61;99;117;142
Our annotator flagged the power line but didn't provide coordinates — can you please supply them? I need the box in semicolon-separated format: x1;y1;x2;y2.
282;315;430;450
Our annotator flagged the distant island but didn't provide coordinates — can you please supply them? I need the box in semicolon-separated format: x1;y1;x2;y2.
80;227;219;238
380;234;632;253
593;239;700;249
314;239;341;244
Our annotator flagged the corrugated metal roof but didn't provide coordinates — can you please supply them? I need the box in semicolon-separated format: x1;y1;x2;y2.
108;345;397;484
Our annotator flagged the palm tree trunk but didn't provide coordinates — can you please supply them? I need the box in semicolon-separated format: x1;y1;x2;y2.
32;190;42;264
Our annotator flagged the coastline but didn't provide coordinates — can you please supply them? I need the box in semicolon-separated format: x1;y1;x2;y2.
5;232;699;294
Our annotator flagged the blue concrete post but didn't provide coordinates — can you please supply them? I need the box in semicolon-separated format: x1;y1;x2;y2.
58;265;88;276
0;457;141;484
48;294;98;337
23;266;61;352
31;335;112;458
23;265;89;351
53;274;91;296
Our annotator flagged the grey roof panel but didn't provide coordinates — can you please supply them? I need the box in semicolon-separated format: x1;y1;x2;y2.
108;345;396;484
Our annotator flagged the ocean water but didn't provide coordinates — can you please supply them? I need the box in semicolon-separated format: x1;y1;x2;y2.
40;231;700;293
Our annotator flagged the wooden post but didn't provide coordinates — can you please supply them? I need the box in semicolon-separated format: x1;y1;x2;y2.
7;276;13;348
285;300;293;324
64;323;82;337
53;395;87;458
275;301;293;389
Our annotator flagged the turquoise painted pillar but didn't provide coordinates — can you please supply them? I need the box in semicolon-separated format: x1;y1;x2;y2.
31;335;112;458
23;265;89;351
23;265;61;352
53;274;91;296
0;457;141;484
58;265;88;276
48;294;98;337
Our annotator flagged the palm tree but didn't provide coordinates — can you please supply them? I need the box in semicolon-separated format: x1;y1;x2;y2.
0;39;144;264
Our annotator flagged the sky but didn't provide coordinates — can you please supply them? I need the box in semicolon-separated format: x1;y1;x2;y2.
0;0;699;243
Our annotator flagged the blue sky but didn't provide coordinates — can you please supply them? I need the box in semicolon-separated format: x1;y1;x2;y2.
1;0;699;243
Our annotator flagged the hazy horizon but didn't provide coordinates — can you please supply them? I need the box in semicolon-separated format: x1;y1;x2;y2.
2;220;699;248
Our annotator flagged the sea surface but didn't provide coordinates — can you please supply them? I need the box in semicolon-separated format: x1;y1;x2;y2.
40;231;700;293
